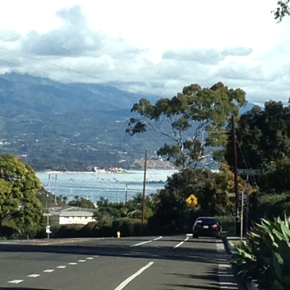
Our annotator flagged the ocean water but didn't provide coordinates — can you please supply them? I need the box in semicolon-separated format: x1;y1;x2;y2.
36;169;178;203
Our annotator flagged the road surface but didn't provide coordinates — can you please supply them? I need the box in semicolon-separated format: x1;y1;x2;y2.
0;235;239;290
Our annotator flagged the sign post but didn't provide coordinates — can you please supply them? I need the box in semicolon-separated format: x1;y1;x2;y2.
43;213;52;239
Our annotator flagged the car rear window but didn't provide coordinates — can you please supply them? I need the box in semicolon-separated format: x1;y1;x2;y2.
196;218;217;225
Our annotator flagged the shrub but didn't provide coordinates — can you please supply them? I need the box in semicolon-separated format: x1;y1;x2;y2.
216;215;235;234
232;215;290;290
79;222;98;237
53;224;83;238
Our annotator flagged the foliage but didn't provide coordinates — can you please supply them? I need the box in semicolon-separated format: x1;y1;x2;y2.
0;154;43;236
260;158;290;193
225;102;290;170
250;193;290;222
273;1;290;22
224;101;290;192
48;218;144;238
148;165;254;235
127;82;246;169
95;193;156;222
68;196;95;209
232;215;290;290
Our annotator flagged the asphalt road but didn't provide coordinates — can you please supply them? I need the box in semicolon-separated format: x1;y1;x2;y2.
0;235;238;290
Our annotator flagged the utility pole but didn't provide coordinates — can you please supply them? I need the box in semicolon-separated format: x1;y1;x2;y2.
245;175;249;236
231;115;240;236
142;151;147;226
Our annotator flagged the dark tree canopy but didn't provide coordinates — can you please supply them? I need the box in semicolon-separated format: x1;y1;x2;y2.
225;101;290;170
273;0;290;22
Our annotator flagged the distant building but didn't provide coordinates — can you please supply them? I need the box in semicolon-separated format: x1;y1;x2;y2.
49;209;95;225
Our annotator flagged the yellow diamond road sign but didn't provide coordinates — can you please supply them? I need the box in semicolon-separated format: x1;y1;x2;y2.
186;194;198;206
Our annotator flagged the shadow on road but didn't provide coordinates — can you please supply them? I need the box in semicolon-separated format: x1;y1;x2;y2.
0;288;51;290
0;240;227;266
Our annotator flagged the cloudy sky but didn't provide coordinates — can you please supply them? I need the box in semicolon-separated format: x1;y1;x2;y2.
0;0;289;104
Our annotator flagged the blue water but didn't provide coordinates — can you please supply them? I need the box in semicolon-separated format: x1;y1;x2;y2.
36;169;177;203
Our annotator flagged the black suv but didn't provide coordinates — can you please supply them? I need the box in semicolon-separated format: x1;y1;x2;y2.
192;217;221;238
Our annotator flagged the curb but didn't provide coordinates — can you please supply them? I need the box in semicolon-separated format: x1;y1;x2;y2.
224;236;259;290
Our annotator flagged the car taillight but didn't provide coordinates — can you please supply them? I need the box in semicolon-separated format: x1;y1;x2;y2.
212;224;218;230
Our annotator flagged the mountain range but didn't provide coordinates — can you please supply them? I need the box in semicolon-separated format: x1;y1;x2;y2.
0;73;254;171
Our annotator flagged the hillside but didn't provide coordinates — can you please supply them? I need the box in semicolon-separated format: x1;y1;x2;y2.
0;73;255;171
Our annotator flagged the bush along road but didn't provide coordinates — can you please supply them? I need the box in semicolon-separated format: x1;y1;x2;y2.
230;215;290;290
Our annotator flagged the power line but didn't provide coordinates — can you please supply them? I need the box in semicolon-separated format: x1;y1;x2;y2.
235;127;259;192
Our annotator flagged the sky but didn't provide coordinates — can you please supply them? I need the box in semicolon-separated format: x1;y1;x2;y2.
0;0;289;105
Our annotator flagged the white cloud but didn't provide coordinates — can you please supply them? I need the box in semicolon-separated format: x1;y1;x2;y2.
0;1;288;105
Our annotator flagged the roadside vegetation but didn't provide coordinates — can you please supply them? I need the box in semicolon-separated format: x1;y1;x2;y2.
232;216;290;290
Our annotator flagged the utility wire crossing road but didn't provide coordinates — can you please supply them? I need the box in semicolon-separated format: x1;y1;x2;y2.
0;235;240;290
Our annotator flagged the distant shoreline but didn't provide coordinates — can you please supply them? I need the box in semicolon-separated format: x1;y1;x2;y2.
38;169;177;174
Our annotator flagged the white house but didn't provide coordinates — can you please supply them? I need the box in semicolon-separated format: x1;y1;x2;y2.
50;210;95;225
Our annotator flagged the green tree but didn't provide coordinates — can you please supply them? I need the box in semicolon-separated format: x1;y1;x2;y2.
127;82;246;169
149;165;254;234
0;154;43;236
224;101;290;189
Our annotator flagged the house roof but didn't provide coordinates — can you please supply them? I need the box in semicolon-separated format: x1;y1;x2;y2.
50;211;94;217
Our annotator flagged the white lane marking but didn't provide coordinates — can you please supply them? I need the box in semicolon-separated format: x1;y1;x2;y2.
153;236;163;241
174;241;184;248
174;236;189;248
8;280;23;284
78;260;86;262
86;257;94;260
114;262;154;290
216;242;225;253
68;262;77;265
131;240;152;247
27;274;40;278
44;269;54;273
57;266;67;269
218;263;239;289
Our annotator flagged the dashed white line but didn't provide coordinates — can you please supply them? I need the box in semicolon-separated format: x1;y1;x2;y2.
27;274;40;278
68;262;77;265
86;257;94;260
57;266;67;269
44;269;54;273
131;240;152;247
8;280;23;284
174;241;184;248
174;236;189;248
114;262;154;290
153;236;163;241
78;260;86;262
